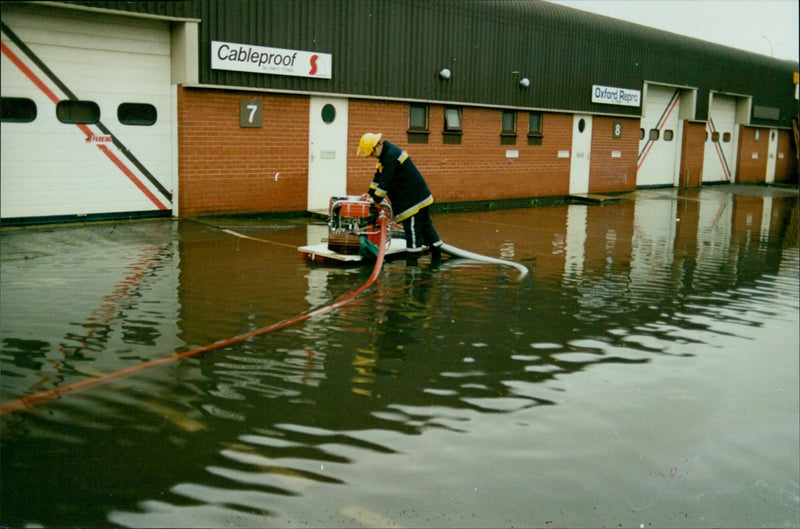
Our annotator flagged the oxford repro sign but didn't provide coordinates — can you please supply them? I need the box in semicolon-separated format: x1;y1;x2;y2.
211;41;332;79
592;84;641;107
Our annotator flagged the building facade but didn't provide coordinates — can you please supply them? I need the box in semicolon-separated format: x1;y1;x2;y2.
1;0;797;224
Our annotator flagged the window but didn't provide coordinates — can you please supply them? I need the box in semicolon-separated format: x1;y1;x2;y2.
649;129;659;141
118;102;157;126
640;128;645;140
1;97;37;123
501;110;516;145
527;111;543;145
663;130;674;141
409;104;428;131
444;107;462;132
711;131;720;142
501;111;516;134
56;100;100;124
443;106;462;144
320;104;336;124
529;112;543;135
407;104;429;144
722;132;731;143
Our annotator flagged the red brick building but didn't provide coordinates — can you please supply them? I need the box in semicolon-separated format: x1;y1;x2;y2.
2;1;797;224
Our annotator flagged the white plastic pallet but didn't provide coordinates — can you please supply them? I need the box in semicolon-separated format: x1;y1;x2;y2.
299;238;409;263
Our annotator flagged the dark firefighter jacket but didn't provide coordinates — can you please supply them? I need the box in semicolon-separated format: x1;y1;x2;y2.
367;141;433;222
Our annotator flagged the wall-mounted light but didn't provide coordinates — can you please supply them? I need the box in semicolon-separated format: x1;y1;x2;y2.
439;68;451;80
519;77;530;88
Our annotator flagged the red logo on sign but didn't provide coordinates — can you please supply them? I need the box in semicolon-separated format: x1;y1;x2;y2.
309;54;319;75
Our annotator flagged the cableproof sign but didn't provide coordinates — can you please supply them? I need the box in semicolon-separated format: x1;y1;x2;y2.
211;41;331;79
592;84;641;107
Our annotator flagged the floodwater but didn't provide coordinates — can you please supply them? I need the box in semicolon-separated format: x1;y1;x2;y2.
1;185;798;528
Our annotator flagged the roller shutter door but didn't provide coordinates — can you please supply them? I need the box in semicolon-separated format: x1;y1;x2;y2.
637;85;681;187
702;94;738;183
1;4;173;222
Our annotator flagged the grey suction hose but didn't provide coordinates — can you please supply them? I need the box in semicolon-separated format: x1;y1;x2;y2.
439;242;529;280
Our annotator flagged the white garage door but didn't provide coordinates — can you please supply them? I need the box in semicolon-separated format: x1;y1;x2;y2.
1;4;173;223
702;94;738;183
637;85;682;187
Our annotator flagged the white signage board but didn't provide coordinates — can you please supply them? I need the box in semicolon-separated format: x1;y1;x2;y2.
592;84;641;107
211;41;331;79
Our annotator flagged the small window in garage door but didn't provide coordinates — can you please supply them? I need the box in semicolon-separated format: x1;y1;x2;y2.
56;100;100;124
1;97;37;122
118;103;157;126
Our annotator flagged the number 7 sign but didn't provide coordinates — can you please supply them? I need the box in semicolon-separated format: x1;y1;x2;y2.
239;99;263;128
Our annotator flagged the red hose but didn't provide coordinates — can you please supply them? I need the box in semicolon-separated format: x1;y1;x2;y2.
0;215;390;415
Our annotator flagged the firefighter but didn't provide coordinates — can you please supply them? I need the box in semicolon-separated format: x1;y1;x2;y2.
357;132;442;263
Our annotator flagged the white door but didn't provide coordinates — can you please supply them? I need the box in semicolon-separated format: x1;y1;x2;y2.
570;114;592;195
1;4;173;221
702;94;738;183
765;129;778;183
637;86;682;187
307;97;348;211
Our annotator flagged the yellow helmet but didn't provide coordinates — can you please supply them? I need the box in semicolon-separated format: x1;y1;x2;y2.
357;132;382;157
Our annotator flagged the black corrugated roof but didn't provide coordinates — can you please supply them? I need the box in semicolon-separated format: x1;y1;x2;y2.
44;0;800;126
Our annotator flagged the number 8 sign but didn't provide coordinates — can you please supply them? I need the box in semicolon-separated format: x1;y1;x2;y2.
612;121;622;139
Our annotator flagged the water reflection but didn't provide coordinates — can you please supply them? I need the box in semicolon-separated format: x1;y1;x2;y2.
1;186;797;528
1;222;182;401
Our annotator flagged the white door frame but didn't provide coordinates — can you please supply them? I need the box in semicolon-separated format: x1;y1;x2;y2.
307;97;348;211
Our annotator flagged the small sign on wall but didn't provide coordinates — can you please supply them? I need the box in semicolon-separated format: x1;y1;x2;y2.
240;99;263;128
592;85;641;107
213;41;332;79
612;121;623;139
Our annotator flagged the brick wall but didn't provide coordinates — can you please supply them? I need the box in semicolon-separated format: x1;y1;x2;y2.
177;87;309;217
679;121;706;188
347;100;575;202
736;127;799;184
588;117;638;193
736;126;769;183
176;88;793;218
